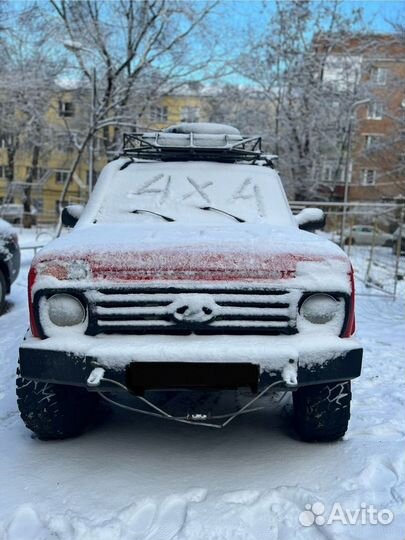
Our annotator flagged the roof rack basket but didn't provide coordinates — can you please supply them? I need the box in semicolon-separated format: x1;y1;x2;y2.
121;132;268;164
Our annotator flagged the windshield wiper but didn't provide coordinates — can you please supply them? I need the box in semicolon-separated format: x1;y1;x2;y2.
131;209;175;222
198;206;245;223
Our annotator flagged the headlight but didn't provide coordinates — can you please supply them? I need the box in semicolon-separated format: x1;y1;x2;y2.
298;293;345;334
301;294;339;324
47;294;86;327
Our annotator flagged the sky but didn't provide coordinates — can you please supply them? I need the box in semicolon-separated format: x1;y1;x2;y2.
340;0;404;31
220;0;403;33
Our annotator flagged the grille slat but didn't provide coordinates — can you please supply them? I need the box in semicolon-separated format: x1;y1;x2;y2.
86;286;298;336
95;305;290;316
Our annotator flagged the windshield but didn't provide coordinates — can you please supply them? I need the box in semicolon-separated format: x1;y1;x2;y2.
93;160;294;226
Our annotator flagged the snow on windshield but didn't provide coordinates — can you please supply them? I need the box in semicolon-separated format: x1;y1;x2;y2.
92;161;294;226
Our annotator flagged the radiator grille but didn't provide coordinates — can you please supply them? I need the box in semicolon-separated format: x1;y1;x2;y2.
85;286;299;336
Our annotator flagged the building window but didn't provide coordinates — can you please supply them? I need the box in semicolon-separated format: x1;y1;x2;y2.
149;106;168;123
365;134;383;149
180;106;200;122
322;165;333;183
58;101;75;118
367;102;383;120
26;167;48;181
322;163;345;184
0;165;5;178
362;169;376;186
55;170;70;184
370;67;387;85
0;133;14;148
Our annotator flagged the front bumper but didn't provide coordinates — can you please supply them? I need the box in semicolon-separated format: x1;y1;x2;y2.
19;333;363;392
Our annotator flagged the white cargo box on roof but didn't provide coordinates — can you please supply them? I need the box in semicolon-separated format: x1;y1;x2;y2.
142;132;244;148
142;123;243;148
164;122;241;135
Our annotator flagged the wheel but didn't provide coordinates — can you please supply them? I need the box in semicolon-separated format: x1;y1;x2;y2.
0;270;6;315
292;381;351;442
16;362;102;440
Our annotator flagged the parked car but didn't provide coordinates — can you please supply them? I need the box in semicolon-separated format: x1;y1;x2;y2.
334;225;393;246
0;203;37;225
17;123;362;442
0;218;21;313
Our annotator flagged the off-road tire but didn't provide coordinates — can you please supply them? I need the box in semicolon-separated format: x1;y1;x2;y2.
16;363;101;440
0;270;6;315
293;381;351;442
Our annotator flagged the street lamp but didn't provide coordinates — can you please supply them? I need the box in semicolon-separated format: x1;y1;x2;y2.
339;98;370;248
63;40;97;195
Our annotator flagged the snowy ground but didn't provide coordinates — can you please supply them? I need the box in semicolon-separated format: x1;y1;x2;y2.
0;232;404;540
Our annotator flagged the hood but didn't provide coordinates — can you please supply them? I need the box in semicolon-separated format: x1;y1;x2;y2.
34;223;351;292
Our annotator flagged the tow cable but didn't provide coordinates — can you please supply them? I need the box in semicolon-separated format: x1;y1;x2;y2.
87;367;287;429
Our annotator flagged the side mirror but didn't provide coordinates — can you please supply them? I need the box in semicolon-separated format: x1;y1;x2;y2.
295;208;326;232
61;205;84;228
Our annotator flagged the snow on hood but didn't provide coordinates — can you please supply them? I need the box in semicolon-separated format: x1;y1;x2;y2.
34;223;351;292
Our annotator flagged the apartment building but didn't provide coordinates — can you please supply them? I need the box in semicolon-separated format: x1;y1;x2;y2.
0;85;210;224
314;34;405;202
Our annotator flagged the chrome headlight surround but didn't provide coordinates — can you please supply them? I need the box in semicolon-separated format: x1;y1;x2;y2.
297;293;346;335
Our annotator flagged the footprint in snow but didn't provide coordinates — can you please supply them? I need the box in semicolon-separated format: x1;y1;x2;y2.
221;490;261;505
341;454;402;493
120;500;157;539
6;505;44;540
143;496;187;540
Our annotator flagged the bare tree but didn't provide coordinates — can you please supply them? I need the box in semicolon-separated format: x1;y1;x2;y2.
44;0;222;205
0;3;64;224
228;0;368;199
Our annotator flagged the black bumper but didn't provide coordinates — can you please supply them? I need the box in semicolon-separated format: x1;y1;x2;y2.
19;347;363;394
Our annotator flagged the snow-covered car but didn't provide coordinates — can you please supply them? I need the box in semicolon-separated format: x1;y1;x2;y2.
0;218;20;314
17;123;362;442
0;203;37;225
334;225;393;246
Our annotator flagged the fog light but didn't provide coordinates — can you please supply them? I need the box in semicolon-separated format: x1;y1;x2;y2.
300;294;339;324
47;294;86;327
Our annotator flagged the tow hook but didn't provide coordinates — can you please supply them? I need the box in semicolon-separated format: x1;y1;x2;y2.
87;367;105;387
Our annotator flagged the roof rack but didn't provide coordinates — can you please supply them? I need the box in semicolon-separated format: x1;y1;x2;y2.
120;132;275;165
